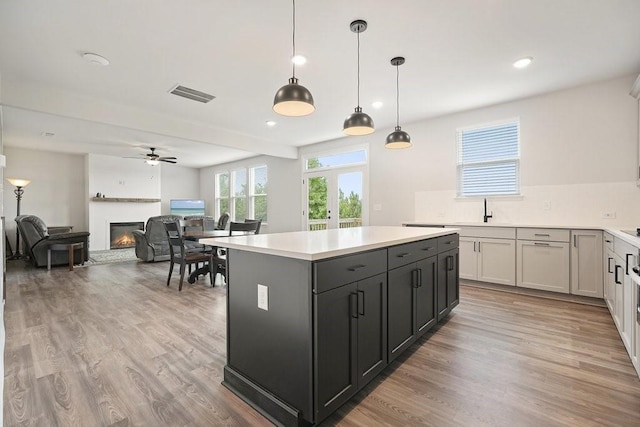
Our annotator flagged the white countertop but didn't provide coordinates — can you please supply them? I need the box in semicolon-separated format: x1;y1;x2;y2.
404;221;640;250
201;226;459;261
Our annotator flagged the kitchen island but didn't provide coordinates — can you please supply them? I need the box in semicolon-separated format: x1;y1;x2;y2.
203;226;459;426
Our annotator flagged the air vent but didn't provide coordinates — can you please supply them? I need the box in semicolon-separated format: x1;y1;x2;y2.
169;85;215;103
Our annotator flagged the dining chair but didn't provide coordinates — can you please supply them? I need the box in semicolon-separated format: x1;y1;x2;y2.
164;220;214;291
216;213;230;230
214;220;262;284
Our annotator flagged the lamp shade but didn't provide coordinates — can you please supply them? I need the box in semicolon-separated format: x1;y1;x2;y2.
343;107;375;135
385;126;412;149
7;178;31;188
273;77;315;117
145;159;160;166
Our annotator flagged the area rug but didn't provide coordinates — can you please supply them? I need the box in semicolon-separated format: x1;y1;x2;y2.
86;248;138;265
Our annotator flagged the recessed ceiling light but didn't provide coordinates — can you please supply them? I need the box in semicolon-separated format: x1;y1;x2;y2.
372;101;383;109
292;55;307;66
513;56;533;69
265;120;277;127
83;52;110;66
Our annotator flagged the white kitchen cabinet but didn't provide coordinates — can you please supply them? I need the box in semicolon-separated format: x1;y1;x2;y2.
570;230;603;298
517;228;570;293
613;237;637;355
603;233;615;312
456;227;515;286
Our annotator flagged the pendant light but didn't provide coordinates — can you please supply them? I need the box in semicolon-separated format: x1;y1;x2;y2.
385;56;412;149
273;0;315;117
343;20;374;135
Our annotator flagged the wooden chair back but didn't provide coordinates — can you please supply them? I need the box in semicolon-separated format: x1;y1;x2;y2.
229;220;261;236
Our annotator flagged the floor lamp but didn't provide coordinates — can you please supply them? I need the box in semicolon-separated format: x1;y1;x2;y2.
7;178;31;259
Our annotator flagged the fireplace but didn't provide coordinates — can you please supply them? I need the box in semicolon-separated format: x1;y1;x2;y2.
110;222;144;249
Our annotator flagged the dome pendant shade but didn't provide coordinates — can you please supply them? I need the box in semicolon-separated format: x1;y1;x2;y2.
385;126;412;149
343;106;375;135
273;77;315;117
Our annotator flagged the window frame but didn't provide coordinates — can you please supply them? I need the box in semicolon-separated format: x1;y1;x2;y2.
215;165;268;223
456;118;521;198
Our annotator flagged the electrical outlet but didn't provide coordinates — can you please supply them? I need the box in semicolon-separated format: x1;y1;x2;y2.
257;284;269;311
602;212;616;219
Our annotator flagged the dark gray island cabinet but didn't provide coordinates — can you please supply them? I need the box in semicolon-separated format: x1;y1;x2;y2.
207;226;459;426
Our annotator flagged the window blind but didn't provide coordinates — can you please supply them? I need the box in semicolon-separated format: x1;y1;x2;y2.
457;121;520;196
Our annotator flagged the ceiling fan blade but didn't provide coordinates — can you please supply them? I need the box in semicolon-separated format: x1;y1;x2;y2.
159;159;177;164
157;156;177;160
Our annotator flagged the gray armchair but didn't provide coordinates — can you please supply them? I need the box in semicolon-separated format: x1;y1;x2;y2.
15;215;90;268
132;215;182;262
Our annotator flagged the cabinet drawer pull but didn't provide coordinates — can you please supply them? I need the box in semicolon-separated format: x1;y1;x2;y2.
605;239;612;243
396;253;412;258
421;246;434;251
534;242;550;246
444;240;455;245
348;264;367;272
534;233;550;237
626;254;634;275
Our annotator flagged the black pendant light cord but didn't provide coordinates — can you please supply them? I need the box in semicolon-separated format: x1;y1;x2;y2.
292;0;296;78
395;64;400;127
356;30;361;107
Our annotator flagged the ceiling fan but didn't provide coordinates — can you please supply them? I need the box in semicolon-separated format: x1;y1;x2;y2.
126;147;177;165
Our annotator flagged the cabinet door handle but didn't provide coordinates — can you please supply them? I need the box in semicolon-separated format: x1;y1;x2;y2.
478;242;481;252
626;254;634;275
348;264;367;272
573;235;577;247
357;290;365;316
473;241;476;252
350;293;359;318
615;265;622;285
418;268;423;287
412;269;420;288
605;239;612;243
534;242;550;246
397;253;411;258
447;255;454;271
608;257;613;274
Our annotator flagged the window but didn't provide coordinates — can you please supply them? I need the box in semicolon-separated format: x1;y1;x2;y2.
215;172;229;216
250;165;268;222
457;119;520;197
215;165;268;223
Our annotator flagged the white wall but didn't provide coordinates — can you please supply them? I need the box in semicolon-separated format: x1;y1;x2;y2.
160;164;200;214
4;147;86;250
207;74;639;231
200;155;300;233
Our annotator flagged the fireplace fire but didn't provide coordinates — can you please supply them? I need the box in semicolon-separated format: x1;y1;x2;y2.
110;222;144;249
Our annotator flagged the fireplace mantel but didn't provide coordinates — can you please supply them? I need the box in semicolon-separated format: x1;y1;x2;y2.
91;197;160;203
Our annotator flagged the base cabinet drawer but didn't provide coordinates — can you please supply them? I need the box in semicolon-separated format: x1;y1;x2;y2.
517;240;570;293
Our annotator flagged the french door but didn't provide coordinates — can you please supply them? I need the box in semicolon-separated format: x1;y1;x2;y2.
304;167;366;231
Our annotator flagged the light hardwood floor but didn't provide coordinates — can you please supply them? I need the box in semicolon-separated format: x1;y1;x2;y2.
3;259;640;426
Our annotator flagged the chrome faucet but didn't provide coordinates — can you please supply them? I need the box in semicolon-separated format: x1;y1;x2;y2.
483;198;493;223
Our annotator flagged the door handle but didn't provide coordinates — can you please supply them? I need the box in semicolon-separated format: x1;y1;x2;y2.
350;293;358;318
412;269;420;288
357;290;365;316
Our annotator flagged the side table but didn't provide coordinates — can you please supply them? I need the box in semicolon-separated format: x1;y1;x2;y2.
48;242;84;271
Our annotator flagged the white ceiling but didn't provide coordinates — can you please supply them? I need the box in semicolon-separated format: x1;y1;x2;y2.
1;0;639;168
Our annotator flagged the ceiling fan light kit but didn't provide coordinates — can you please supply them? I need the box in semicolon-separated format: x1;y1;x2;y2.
125;147;177;165
273;0;315;117
386;56;412;149
343;19;375;136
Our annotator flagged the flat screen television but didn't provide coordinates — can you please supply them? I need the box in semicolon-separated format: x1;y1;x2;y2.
170;199;206;216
